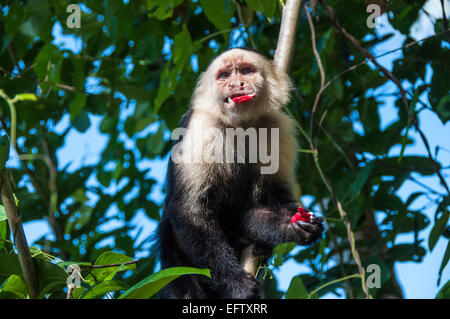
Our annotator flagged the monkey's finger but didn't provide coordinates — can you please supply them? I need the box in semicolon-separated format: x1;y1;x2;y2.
311;216;324;224
294;220;321;234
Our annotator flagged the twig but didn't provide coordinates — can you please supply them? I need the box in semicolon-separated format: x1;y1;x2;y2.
0;90;17;149
308;273;361;298
42;137;61;247
305;4;326;147
234;0;257;49
335;201;369;298
0;170;40;298
7;44;18;72
81;259;139;269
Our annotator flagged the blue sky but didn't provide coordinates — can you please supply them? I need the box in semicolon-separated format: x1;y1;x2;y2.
7;0;449;298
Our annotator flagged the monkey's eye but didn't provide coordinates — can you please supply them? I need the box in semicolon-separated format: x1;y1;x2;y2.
218;71;230;79
241;67;254;75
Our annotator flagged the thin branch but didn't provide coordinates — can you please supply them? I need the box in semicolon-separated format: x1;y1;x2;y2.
0;170;40;298
0;90;17;149
335;201;369;298
409;175;445;197
7;44;18;71
305;3;326;147
308;273;361;298
234;0;257;49
81;259;139;269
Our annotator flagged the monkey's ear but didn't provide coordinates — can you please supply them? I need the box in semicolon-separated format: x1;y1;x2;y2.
266;64;294;109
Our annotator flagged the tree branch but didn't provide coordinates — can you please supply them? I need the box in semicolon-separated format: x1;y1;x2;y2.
0;170;40;298
82;259;139;269
274;0;303;72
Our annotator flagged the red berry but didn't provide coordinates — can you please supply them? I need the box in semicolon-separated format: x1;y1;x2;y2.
291;207;314;224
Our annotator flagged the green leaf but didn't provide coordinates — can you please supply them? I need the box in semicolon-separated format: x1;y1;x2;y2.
0;205;6;222
104;0;119;38
429;209;449;252
245;0;276;17
72;109;91;133
200;0;234;31
285;276;309;299
386;243;426;262
70;93;88;121
88;252;136;284
0;253;68;292
37;281;67;299
0;135;10;170
154;25;192;114
12;93;38;102
4;2;26;39
436;95;450;123
33;43;62;83
0;221;6;250
82;280;128;299
146;0;184;20
245;0;264;12
435;280;450;299
389;1;426;35
437;241;450;285
261;0;277;18
118;267;211;299
0;275;28;298
272;242;296;267
136;123;167;158
348;162;374;198
375;156;441;177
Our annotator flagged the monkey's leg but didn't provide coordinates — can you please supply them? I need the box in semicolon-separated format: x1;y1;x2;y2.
170;213;261;299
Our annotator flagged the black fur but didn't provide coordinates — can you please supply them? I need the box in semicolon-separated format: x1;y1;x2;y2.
156;108;324;299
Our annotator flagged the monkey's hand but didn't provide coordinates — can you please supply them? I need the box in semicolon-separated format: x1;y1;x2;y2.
288;207;324;245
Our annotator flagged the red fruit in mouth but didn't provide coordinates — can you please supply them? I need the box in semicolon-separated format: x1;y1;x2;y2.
291;207;314;224
231;93;255;104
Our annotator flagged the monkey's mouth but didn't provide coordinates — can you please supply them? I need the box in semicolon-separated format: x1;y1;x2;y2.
224;93;256;105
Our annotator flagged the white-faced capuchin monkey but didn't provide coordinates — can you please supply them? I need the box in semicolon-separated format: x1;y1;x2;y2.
156;48;324;299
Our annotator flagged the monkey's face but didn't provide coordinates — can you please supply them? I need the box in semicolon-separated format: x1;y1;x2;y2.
192;48;292;123
212;51;265;113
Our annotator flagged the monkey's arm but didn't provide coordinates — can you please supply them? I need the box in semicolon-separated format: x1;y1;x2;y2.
242;203;324;247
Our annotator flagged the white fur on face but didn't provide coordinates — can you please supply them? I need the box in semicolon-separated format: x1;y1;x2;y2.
191;48;293;126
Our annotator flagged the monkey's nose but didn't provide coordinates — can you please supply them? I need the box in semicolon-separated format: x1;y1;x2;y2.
229;81;243;89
